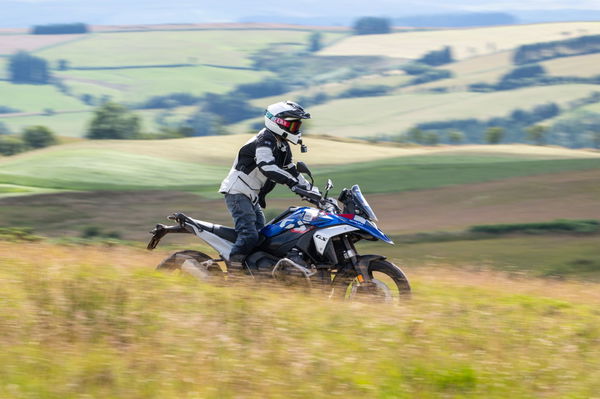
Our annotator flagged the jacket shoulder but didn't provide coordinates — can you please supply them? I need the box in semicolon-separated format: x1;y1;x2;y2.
256;129;278;148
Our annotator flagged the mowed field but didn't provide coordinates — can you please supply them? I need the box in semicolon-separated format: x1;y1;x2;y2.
2;240;600;397
319;22;600;60
305;84;600;138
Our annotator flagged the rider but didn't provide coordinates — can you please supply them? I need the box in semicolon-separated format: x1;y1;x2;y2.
219;100;315;268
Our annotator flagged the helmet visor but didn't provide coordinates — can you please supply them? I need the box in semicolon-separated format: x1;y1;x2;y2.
288;120;302;134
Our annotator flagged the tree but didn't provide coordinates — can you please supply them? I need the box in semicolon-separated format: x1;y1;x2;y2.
308;32;322;52
8;51;51;84
0;136;25;156
86;102;141;139
407;127;425;144
485;127;504;144
423;131;439;146
448;130;465;144
22;125;57;149
353;17;391;35
526;125;548;146
418;46;453;66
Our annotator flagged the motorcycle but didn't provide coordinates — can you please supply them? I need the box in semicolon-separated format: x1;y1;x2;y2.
147;162;410;302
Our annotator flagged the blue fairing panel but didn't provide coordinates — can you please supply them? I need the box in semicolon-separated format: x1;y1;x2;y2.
261;207;393;244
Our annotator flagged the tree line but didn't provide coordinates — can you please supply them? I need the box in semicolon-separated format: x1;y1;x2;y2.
31;23;88;35
513;34;600;65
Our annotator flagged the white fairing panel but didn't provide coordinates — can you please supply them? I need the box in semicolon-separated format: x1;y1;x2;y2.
187;223;234;259
313;225;359;255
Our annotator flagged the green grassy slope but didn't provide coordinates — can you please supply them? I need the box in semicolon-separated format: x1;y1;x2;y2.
2;138;600;195
35;30;343;68
0;82;88;113
55;66;273;100
0;148;228;190
2;241;600;398
0;111;93;137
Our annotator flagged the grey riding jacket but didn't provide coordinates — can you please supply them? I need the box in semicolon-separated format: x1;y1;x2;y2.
219;129;308;207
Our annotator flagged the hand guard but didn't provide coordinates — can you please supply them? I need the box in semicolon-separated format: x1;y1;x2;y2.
291;184;322;203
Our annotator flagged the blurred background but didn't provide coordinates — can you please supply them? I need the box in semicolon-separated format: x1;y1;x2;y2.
1;1;600;397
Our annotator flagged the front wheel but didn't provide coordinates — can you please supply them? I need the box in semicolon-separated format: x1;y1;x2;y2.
332;259;411;303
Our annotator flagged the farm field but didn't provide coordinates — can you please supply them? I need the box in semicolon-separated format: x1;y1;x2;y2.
35;30;345;68
541;53;600;78
55;66;273;100
319;22;600;60
1;240;600;398
0;33;86;55
0;82;88;114
0;109;177;137
307;84;600;137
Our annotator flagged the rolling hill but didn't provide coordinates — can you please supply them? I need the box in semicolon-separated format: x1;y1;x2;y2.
318;22;600;60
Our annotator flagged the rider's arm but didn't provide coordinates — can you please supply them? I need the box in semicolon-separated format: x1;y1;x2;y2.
255;136;299;187
283;162;310;187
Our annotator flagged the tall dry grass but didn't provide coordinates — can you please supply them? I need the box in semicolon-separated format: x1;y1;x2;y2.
1;241;600;398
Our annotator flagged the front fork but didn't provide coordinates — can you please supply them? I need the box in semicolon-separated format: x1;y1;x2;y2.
338;236;385;287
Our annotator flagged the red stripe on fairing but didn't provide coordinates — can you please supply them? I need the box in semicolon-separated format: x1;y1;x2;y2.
339;214;355;220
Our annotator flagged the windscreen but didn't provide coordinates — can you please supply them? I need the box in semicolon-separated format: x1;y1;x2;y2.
351;185;378;222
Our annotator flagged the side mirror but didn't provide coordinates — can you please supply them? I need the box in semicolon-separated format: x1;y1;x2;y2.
324;179;333;198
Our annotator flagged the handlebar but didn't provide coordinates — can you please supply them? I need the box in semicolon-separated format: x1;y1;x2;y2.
291;185;341;213
291;185;322;203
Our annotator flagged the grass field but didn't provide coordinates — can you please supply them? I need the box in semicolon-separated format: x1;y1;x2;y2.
35;30;344;68
0;111;94;136
307;84;600;137
1;137;599;195
0;82;87;113
319;22;600;61
1;240;600;398
363;234;600;279
56;65;273;101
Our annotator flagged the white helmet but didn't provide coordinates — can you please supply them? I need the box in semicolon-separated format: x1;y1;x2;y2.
264;101;311;145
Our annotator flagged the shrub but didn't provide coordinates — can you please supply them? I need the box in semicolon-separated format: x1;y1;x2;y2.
86;102;141;140
0;136;26;155
22;125;57;149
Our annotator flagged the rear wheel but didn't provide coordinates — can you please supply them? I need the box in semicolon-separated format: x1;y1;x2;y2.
332;259;411;303
156;250;225;281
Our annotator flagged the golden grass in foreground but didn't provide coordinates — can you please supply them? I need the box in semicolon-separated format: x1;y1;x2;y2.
2;241;600;398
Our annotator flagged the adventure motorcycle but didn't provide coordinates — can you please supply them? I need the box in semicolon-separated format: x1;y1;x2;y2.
147;162;410;302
